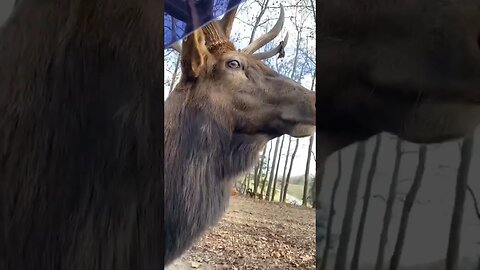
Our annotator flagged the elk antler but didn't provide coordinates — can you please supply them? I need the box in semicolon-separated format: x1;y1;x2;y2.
170;4;288;60
252;32;289;60
241;4;285;55
219;6;238;38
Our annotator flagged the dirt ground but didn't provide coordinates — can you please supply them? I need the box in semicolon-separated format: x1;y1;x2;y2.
165;196;316;270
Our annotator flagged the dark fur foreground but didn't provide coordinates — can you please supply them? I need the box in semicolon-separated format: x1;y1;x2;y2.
0;1;163;269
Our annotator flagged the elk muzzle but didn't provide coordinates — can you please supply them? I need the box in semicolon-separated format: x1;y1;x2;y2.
281;90;316;138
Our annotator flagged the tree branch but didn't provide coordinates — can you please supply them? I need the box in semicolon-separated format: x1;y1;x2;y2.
372;194;386;203
467;185;480;221
165;0;189;22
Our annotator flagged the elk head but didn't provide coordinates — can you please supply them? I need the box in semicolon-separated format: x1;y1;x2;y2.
317;0;480;157
169;5;316;140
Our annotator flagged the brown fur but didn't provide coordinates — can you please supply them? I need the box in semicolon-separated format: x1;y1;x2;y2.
0;1;163;269
317;0;480;159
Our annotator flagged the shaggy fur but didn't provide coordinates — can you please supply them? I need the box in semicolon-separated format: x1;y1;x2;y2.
316;0;480;159
164;90;269;264
0;1;163;269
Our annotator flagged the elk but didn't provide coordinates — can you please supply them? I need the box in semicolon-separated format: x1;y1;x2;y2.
164;5;315;265
316;0;480;163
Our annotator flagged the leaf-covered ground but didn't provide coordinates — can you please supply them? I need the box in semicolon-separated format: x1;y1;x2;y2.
166;196;315;270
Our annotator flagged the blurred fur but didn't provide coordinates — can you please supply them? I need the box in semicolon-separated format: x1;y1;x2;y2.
0;1;163;269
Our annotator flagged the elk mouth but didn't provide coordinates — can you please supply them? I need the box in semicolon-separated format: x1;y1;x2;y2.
289;123;316;138
234;117;315;139
362;75;480;105
277;115;315;138
280;112;316;138
359;83;480;143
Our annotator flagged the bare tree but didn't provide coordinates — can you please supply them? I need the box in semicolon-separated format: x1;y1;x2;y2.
389;144;427;270
375;138;404;270
351;134;382;270
309;0;316;19
334;141;367;270
314;161;325;209
282;138;300;202
302;72;316;206
251;164;259;191
446;134;475;270
320;151;342;270
303;134;314;206
168;56;181;94
280;136;292;200
254;145;267;195
248;0;271;44
265;0;309;202
271;135;285;201
266;137;281;200
467;185;480;221
260;141;274;198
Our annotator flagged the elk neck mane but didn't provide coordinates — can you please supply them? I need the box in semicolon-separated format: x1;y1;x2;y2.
164;86;269;263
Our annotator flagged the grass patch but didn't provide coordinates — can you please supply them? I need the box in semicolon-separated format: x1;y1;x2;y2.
236;177;308;205
285;183;304;199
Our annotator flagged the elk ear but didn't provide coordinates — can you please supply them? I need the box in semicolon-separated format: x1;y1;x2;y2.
181;29;211;78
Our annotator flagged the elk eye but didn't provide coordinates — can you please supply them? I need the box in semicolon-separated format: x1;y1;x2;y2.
226;60;241;69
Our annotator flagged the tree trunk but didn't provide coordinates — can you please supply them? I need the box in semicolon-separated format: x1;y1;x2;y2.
252;164;259;190
266;138;281;200
280;137;292;201
314;162;325;209
254;145;267;194
334;141;367;270
241;173;248;193
277;13;303;201
446;134;474;270
375;138;403;270
304;75;316;206
315;157;326;266
260;141;274;198
389;144;427;270
282;138;299;202
302;134;315;206
320;151;342;270
351;134;382;270
271;135;285;201
248;0;270;44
